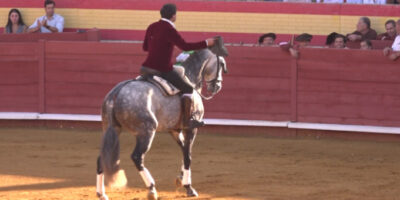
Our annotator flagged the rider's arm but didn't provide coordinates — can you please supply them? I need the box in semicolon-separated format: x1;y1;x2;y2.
168;27;207;51
143;27;151;51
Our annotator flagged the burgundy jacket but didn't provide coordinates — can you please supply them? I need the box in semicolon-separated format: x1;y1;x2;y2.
142;19;207;72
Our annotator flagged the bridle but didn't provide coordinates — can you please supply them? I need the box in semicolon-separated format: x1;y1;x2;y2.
197;54;226;100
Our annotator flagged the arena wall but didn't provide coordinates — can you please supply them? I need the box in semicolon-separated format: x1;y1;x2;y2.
1;41;400;134
0;0;399;44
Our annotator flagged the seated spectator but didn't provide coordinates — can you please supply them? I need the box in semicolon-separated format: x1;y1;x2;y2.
347;17;377;42
4;9;27;34
333;34;346;49
360;40;372;50
377;20;396;41
325;32;338;47
27;0;64;33
383;20;400;60
258;33;276;46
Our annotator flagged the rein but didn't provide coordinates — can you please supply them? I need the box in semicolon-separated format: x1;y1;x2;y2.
196;54;221;100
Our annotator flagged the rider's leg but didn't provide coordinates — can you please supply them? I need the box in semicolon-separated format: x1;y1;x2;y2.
161;70;204;129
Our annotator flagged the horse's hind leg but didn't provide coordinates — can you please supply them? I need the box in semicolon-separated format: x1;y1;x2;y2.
96;156;108;200
131;128;157;200
173;128;199;197
96;124;122;200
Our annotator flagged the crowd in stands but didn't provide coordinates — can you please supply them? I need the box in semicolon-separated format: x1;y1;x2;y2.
4;0;400;60
3;0;63;34
258;17;400;60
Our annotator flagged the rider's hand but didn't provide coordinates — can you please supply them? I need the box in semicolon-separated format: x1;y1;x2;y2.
206;38;215;47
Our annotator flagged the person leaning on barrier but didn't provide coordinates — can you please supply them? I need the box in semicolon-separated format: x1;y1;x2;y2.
377;20;397;41
27;0;64;33
4;8;27;34
347;17;377;42
284;33;312;58
383;20;400;60
258;33;276;46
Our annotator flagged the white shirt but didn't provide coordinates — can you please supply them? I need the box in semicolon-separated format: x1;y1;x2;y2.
161;18;175;29
392;35;400;51
29;14;64;33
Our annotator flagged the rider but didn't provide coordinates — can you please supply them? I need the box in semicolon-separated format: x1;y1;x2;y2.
142;3;216;130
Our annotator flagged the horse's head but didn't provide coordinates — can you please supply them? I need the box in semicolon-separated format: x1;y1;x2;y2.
201;54;227;95
181;38;228;99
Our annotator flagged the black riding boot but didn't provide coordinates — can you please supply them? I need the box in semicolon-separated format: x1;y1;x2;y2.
182;95;204;130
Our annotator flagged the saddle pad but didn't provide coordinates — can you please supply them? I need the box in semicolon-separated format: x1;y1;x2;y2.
152;76;181;96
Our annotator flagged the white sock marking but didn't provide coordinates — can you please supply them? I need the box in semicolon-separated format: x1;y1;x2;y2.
139;168;155;187
182;169;191;185
96;174;105;195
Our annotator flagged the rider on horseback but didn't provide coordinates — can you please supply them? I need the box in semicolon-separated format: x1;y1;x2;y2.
141;3;216;130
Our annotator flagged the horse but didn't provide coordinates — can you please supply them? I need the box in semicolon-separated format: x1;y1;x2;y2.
96;47;228;200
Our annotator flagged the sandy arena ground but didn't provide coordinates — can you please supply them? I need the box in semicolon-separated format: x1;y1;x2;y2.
0;128;399;200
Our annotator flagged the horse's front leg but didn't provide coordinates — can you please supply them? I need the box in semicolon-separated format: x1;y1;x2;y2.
179;128;199;197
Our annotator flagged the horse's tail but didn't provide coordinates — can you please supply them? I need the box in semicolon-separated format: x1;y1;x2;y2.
101;125;120;178
100;80;132;179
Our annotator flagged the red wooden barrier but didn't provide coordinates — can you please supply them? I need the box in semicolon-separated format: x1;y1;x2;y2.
0;42;39;112
1;41;400;128
346;40;393;49
297;48;400;127
0;29;101;42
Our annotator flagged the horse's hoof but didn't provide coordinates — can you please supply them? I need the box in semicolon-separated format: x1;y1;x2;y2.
147;187;158;200
184;185;199;197
175;176;183;188
96;193;109;200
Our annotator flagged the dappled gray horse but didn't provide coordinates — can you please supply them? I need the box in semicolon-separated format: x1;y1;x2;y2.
96;48;227;200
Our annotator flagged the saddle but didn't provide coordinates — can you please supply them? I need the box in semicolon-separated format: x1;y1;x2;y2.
138;66;191;96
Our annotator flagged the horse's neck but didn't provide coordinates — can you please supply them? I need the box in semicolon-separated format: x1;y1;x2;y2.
183;49;209;89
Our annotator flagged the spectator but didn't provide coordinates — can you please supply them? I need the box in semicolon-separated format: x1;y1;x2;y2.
258;33;276;46
28;0;64;33
326;32;338;47
377;20;396;41
285;33;312;58
347;17;377;42
4;9;27;34
295;33;312;47
383;20;400;60
360;39;372;50
333;34;346;49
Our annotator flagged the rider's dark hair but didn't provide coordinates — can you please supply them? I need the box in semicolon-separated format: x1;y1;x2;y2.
44;0;55;7
160;3;176;20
